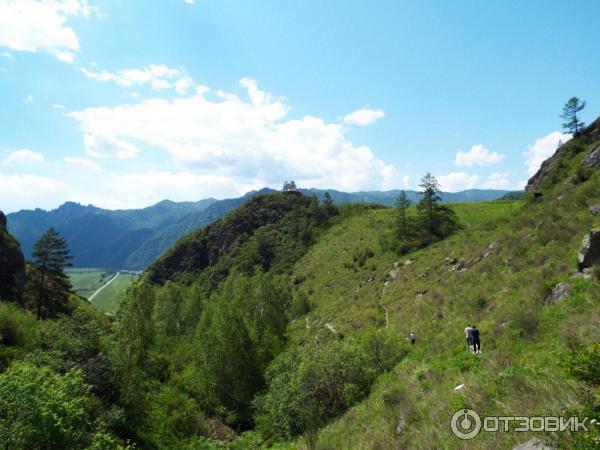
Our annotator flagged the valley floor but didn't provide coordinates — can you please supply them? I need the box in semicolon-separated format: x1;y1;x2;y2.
67;268;138;314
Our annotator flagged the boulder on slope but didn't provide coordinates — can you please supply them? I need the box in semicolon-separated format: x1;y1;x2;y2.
578;229;600;269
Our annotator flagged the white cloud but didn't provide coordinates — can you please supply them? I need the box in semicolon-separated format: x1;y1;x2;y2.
174;76;194;94
52;103;65;109
523;131;571;177
184;0;195;4
0;169;223;212
0;167;255;213
343;108;385;126
64;156;101;170
483;171;510;189
454;144;505;167
84;134;139;159
81;64;195;94
0;172;69;212
3;148;44;165
69;78;406;192
103;170;254;208
0;0;97;63
437;172;479;192
24;94;33;104
1;50;13;59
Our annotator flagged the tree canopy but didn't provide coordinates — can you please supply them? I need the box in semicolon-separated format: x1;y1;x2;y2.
560;97;586;135
24;228;73;319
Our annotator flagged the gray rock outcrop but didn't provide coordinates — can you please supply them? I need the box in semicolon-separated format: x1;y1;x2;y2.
582;143;600;168
544;282;572;305
578;229;600;269
512;438;555;450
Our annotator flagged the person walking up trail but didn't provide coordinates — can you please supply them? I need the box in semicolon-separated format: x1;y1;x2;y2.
471;325;481;354
464;324;472;351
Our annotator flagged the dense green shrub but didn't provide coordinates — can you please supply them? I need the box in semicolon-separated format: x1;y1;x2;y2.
573;164;593;184
0;303;39;369
353;247;375;267
359;328;406;373
0;361;115;449
289;289;311;319
562;344;600;386
255;341;378;440
144;384;211;448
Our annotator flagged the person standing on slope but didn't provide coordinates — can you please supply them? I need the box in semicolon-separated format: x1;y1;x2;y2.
464;324;472;351
410;331;416;345
471;325;481;354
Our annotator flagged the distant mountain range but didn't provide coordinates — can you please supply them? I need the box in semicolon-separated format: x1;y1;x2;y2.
6;187;513;270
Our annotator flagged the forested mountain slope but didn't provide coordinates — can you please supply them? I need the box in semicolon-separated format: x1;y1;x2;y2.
7;198;217;269
146;190;339;287
7;188;510;271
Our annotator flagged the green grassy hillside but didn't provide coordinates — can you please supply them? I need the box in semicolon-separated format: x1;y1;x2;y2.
282;132;600;448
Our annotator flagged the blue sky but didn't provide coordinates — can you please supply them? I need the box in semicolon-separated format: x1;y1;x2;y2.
0;0;598;212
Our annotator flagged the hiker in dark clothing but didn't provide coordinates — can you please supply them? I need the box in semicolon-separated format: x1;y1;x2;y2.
410;331;416;345
471;325;480;354
464;324;472;350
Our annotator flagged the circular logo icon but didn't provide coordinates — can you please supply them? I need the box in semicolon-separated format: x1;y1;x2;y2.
450;408;481;440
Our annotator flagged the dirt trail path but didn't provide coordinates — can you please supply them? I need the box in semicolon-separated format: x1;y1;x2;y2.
88;272;120;302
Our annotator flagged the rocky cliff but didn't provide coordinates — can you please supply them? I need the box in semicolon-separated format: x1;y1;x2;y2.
526;116;600;191
0;211;25;301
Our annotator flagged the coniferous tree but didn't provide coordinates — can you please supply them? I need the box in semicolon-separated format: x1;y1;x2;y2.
416;173;458;242
25;228;72;319
282;180;297;192
417;173;441;239
395;190;412;239
322;192;338;217
560;97;586;135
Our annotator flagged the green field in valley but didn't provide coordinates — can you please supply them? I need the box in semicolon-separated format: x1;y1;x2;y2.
67;268;139;314
90;273;139;314
67;268;115;299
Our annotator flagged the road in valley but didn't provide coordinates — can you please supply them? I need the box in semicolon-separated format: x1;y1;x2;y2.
88;272;120;302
